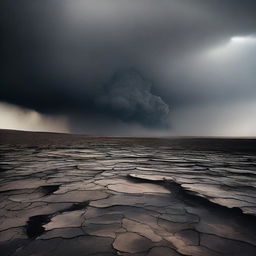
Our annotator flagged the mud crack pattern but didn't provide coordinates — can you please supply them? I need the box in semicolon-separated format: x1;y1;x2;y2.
0;130;256;255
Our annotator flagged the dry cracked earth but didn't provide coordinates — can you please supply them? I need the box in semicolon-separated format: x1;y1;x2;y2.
0;130;256;256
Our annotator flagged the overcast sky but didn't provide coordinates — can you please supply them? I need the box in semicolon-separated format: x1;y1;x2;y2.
1;0;256;136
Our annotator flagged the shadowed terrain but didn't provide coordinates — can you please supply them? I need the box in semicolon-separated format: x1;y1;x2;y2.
0;129;256;256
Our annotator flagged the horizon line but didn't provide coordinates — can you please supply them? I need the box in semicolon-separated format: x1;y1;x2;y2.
1;128;256;140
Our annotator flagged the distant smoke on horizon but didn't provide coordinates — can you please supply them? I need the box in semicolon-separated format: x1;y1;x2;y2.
96;69;170;127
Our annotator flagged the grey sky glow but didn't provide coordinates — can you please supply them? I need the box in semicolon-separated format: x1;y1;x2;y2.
0;0;256;136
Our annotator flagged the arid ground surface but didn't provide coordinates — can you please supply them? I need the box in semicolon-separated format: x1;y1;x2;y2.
0;130;256;256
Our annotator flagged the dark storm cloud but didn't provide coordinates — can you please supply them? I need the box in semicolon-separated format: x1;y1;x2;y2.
96;69;169;127
0;0;256;133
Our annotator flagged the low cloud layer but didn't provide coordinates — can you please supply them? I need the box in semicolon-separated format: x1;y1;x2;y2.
0;102;69;133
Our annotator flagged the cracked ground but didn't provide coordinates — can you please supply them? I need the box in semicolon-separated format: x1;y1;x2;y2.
0;130;256;256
